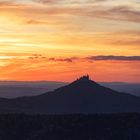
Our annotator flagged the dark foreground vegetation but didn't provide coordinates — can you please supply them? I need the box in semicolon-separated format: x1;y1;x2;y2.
0;113;140;140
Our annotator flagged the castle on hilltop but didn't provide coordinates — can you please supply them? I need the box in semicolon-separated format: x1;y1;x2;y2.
77;75;90;81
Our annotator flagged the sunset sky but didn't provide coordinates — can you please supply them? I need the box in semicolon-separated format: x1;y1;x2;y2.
0;0;140;82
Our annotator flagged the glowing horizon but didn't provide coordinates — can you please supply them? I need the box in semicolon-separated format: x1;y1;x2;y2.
0;0;140;82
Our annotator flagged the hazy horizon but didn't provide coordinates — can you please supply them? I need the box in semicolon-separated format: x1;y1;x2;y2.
0;80;140;84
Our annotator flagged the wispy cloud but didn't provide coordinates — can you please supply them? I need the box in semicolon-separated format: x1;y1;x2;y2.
32;1;140;23
33;0;108;4
112;39;140;46
33;0;57;4
0;0;25;9
25;19;46;24
104;6;140;23
103;31;140;46
1;0;140;23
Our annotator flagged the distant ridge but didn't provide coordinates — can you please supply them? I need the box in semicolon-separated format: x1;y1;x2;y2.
0;75;140;114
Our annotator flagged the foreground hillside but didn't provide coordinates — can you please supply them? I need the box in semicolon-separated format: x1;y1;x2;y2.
0;113;140;140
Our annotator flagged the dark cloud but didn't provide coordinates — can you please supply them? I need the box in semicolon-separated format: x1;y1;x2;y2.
28;54;140;62
28;54;46;59
49;57;78;63
28;54;77;62
88;55;140;61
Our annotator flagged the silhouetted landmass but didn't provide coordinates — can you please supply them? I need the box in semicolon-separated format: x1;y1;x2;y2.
0;76;140;114
0;113;140;140
0;81;139;98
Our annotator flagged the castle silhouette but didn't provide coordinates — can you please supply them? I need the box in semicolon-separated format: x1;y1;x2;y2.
77;75;90;81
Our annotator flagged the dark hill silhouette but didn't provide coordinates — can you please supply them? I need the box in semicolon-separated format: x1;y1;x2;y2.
0;75;140;114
